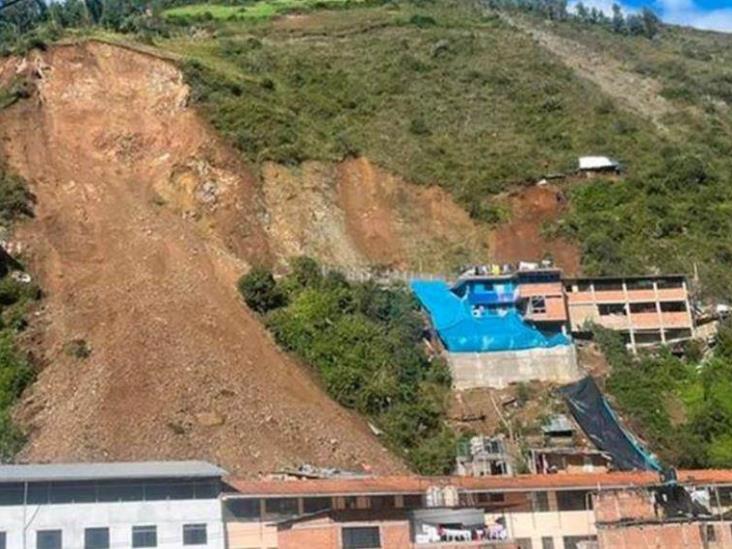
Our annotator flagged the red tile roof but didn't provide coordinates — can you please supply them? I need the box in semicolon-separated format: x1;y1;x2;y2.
224;470;732;497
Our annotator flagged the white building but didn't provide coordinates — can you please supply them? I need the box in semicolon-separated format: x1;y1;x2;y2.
0;460;227;549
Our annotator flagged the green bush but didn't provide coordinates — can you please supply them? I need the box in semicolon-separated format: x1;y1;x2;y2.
596;322;732;468
245;257;454;473
237;267;286;313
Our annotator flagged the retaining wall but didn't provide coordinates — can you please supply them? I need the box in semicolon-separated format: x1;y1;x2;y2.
447;345;580;389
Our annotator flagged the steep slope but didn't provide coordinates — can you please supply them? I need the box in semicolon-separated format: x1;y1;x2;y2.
0;41;406;475
261;157;494;271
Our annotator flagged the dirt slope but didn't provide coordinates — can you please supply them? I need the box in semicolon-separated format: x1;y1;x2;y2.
262;157;492;272
489;184;580;275
0;41;405;475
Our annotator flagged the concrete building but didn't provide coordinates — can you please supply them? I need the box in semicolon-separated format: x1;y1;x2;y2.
221;470;732;549
411;267;580;389
577;156;621;176
565;275;695;350
0;460;227;549
593;476;732;548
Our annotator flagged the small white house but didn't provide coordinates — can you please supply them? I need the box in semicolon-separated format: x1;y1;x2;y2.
577;156;620;173
0;460;227;549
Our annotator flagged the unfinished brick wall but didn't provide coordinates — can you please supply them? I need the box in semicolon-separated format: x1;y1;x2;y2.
278;524;340;549
593;489;657;523
597;521;732;549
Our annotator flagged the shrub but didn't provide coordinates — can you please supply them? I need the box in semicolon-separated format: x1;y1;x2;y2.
237;267;286;313
243;258;453;473
408;14;437;28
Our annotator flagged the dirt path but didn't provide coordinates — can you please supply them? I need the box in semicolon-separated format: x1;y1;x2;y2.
506;16;674;131
0;42;405;475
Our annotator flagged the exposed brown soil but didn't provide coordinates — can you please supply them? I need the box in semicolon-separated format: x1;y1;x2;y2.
0;42;406;476
489;184;580;275
262;157;492;272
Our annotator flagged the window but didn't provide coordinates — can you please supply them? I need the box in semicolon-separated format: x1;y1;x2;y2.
660;301;687;312
516;539;533;549
530;296;546;314
342;526;381;549
657;278;683;289
183;524;207;546
701;524;716;542
145;480;194;501
343;496;358;510
304;496;332;513
0;484;23;505
476;492;505;504
264;497;299;519
369;495;395;510
225;498;261;521
556;490;591;511
598;303;626;316
132;525;157;548
630;302;657;313
0;532;6;549
665;328;692;340
97;480;144;502
626;279;654;290
563;535;597;549
634;330;663;344
401;494;423;508
594;280;622;292
85;528;110;549
541;537;554;549
37;530;62;549
530;491;550;512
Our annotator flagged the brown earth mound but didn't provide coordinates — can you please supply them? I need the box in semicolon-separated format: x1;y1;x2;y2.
0;41;405;475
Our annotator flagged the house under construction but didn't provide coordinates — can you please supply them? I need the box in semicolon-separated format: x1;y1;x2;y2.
411;265;695;389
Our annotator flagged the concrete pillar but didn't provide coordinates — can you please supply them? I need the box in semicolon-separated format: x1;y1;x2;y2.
654;280;666;344
622;280;637;353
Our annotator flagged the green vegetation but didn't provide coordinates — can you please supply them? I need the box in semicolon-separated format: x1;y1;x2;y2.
596;325;732;469
174;1;664;212
163;0;363;23
0;159;38;461
487;0;661;39
238;257;455;474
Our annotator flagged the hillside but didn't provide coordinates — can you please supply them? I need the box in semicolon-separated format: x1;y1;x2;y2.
151;0;732;294
3;0;732;471
0;42;412;475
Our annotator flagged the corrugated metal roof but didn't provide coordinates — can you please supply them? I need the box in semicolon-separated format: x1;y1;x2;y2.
0;460;227;483
542;414;575;434
578;156;618;170
224;470;732;498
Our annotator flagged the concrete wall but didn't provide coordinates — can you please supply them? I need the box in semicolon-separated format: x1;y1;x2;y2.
1;498;225;548
226;521;279;549
447;345;580;389
486;509;596;549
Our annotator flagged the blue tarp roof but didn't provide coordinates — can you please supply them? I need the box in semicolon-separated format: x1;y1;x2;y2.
410;280;570;353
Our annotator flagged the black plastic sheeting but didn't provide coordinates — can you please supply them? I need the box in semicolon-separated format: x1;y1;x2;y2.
560;376;662;471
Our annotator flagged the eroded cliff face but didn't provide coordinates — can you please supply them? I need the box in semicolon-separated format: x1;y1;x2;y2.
0;41;405;475
0;39;577;472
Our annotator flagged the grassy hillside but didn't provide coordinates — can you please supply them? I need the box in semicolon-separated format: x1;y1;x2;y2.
152;0;732;298
160;2;663;217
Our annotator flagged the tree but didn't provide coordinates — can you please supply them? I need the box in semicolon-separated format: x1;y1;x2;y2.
626;13;645;36
237;267;285;314
575;2;589;23
611;3;625;34
641;7;660;39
